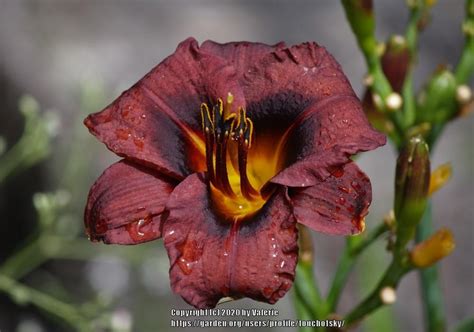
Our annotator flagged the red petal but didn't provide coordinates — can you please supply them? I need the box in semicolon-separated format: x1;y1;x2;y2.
201;40;286;78
84;37;245;180
289;162;371;235
85;160;175;244
271;96;386;187
243;42;356;121
237;42;385;187
163;174;298;308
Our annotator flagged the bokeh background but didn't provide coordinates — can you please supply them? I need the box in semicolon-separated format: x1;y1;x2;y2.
0;0;472;331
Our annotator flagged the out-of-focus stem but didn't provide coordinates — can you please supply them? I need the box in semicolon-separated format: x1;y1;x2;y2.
341;0;405;139
402;1;426;128
0;236;46;279
0;273;90;332
293;289;314;332
454;317;474;332
344;258;411;326
326;223;388;312
415;202;446;332
455;0;474;84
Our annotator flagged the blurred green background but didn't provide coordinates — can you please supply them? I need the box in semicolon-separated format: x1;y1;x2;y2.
0;1;472;331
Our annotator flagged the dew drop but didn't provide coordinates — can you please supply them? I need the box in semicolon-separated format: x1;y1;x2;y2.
351;180;362;192
327;165;344;178
133;137;144;150
338;197;346;204
141;114;147;119
338;186;351;193
176;239;203;275
177;257;195;275
136;219;146;236
126;214;156;242
115;128;131;140
281;280;291;291
165;229;177;242
263;287;273;297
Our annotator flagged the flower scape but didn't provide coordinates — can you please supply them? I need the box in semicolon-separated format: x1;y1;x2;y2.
84;37;386;309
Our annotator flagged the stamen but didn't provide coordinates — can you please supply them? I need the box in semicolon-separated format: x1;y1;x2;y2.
200;97;260;208
200;104;215;185
211;100;235;197
216;117;236;197
236;109;259;200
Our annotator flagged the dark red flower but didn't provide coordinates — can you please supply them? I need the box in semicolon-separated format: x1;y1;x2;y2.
84;38;385;309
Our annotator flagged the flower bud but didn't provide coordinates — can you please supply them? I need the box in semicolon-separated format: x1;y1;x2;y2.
416;68;457;125
379;286;397;304
394;136;430;249
342;0;375;44
429;163;452;195
381;35;410;92
410;228;455;268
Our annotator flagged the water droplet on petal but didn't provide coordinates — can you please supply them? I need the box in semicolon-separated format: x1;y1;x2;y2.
327;165;344;178
351;180;362;192
126;215;156;242
338;186;351;193
133;136;144;150
115;128;131;140
263;287;273;297
176;239;203;275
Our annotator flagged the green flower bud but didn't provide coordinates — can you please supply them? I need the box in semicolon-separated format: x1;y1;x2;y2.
416;68;457;125
342;0;375;47
394;136;430;250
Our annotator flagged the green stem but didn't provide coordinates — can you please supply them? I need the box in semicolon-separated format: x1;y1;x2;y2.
455;0;474;84
401;2;425;128
293;284;316;332
0;235;46;279
294;261;325;319
341;0;405;141
454;317;474;332
0;273;90;331
344;258;411;326
326;223;388;313
415;202;446;332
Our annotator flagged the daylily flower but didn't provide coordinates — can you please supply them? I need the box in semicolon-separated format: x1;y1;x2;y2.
84;38;385;309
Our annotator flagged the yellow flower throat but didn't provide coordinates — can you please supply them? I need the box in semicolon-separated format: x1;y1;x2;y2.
200;94;267;220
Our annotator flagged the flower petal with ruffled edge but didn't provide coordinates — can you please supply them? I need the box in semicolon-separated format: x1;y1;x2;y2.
289;162;372;235
201;40;286;78
238;42;386;187
84;38;246;180
85;160;175;244
163;173;298;309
